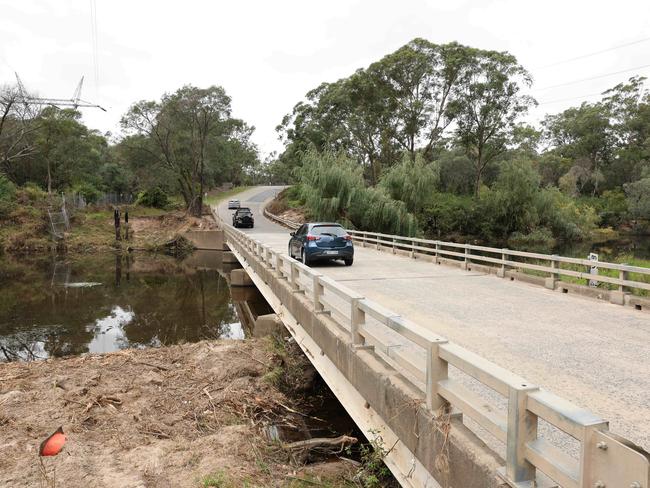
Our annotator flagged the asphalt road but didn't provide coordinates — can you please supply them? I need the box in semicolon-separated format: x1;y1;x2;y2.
216;186;650;453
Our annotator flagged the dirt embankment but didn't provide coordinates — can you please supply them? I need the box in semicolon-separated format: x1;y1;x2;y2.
265;189;307;226
0;339;359;487
0;198;217;254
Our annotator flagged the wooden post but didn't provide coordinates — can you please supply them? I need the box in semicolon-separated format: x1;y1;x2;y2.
434;242;440;264
506;385;539;484
426;339;448;410
410;240;415;259
113;208;121;241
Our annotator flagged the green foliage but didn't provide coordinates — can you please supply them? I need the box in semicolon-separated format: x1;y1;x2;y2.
21;182;47;202
354;431;395;488
74;182;102;205
421;192;476;238
136;187;169;209
0;174;16;218
299;151;418;235
380;153;439;213
624;177;650;222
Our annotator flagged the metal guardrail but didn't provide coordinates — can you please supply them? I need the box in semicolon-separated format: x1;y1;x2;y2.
262;207;650;298
220;214;649;488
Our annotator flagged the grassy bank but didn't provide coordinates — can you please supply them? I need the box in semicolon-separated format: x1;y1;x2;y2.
0;185;251;255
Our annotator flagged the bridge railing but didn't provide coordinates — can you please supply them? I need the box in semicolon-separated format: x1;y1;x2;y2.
262;206;650;299
221;222;649;488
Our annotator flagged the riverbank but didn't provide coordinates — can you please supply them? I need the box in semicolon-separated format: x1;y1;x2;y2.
0;187;249;255
0;338;372;487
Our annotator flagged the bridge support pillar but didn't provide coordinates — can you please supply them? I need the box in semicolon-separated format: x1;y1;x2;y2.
253;313;284;338
222;251;240;264
231;268;254;287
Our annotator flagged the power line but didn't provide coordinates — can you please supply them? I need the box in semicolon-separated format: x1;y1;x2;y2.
537;91;605;106
535;36;650;70
89;0;99;101
533;63;650;91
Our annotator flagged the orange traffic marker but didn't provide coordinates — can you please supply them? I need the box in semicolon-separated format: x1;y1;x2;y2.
39;427;66;457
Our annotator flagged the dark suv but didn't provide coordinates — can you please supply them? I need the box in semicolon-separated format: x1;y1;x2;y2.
232;207;254;228
288;223;353;266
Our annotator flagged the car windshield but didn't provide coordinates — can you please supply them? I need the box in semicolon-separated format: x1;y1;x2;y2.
238;211;252;216
311;225;346;237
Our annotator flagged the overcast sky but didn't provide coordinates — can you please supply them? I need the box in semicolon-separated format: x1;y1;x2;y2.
1;0;649;158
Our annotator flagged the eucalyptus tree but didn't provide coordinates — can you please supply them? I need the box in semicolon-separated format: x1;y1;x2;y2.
450;50;535;195
121;85;257;216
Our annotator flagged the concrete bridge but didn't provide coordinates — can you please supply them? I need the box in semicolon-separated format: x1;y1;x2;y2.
207;186;649;488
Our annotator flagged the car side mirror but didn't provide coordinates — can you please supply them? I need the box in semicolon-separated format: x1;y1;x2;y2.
289;232;295;237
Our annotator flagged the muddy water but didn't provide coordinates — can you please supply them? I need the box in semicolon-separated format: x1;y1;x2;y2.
0;251;272;362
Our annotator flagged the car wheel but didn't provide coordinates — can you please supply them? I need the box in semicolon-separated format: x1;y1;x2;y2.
301;248;310;266
344;257;353;266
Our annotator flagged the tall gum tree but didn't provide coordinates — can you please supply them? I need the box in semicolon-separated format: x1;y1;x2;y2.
121;85;254;216
450;50;535;195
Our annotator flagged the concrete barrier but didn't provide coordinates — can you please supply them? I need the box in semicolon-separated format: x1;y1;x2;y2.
184;230;229;250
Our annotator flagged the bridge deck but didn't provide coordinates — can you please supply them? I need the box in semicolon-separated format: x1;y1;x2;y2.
217;186;650;453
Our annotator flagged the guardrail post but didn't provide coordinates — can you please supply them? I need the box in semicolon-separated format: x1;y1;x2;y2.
290;263;299;290
434;242;440;264
610;264;629;305
505;384;539;485
361;232;366;248
392;237;396;254
410;241;415;259
376;235;380;250
265;248;273;268
461;246;471;270
350;298;365;345
275;254;284;278
313;274;324;312
498;248;508;278
545;255;558;289
426;339;449;410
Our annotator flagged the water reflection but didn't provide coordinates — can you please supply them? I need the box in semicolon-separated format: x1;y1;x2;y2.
0;252;272;362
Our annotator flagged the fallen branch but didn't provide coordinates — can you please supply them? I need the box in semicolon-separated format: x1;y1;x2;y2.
283;435;358;452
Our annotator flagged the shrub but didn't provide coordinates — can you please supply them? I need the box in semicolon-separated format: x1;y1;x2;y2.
421;192;476;238
22;182;47;202
0;175;16;218
136;187;169;208
74;182;102;205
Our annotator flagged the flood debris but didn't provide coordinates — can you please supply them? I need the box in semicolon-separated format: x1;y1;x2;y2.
0;338;372;487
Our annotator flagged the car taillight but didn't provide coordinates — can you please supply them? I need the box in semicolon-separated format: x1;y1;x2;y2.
306;235;320;241
343;235;352;241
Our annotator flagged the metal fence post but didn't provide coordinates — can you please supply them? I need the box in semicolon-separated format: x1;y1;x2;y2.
462;246;471;270
276;255;283;278
376;235;380;250
410;240;415;259
392;237;396;254
426;339;449;410
362;232;366;248
313;275;324;311
619;266;629;293
434;242;440;264
290;263;299;290
498;249;508;278
506;384;539;484
546;255;558;289
350;298;365;345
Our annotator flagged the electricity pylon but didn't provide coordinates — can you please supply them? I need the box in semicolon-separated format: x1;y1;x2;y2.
14;73;106;112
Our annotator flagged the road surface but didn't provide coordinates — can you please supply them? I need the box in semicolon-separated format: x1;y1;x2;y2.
216;186;650;452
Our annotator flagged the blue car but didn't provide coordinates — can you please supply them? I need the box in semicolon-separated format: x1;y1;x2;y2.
288;223;354;266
